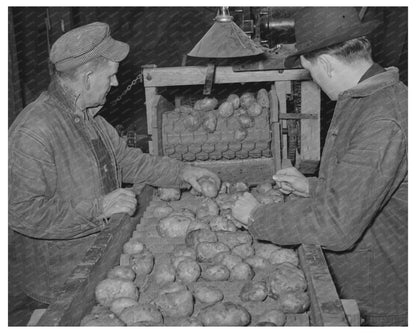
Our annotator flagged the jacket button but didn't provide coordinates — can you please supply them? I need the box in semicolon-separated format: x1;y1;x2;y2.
74;118;80;123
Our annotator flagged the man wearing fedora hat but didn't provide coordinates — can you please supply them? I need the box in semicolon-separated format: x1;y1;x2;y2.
8;22;220;309
232;7;407;326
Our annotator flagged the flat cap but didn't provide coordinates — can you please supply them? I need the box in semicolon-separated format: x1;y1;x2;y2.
50;22;130;72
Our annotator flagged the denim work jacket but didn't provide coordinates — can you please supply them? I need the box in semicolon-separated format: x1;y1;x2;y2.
249;67;408;325
9;79;188;303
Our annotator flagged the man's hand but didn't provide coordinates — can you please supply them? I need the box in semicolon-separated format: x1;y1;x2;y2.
99;188;137;219
273;167;310;197
231;192;261;225
181;166;221;193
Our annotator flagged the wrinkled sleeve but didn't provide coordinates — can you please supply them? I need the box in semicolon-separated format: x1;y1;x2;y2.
101;119;188;188
249;120;406;251
9;129;104;239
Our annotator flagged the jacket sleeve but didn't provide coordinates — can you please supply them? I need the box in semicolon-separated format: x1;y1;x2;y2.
9;129;104;239
249;119;406;251
99;118;189;188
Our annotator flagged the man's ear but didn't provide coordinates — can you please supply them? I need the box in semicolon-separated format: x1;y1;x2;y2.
317;54;334;78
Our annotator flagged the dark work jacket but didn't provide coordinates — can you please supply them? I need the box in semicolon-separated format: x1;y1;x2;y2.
8;78;188;303
249;67;408;326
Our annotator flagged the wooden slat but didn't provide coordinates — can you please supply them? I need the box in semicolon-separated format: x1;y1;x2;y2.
274;81;290;161
143;66;311;87
37;186;154;326
298;244;348;326
145;87;158;154
269;84;282;172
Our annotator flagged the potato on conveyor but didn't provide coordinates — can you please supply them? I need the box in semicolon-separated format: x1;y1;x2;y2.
247;102;262;117
201;264;230;281
122;239;145;255
193;286;224;305
209;215;237;232
155;285;194;318
158;214;193;238
218;101;234;118
226;94;240;109
81;305;125;326
196;198;219;219
107;265;136;281
129;249;154;276
256;88;270;108
202;111;217;133
244;256;271;270
187;220;211;233
185;229;217;248
254;242;282;260
239;280;268;302
230;262;254;281
158;188;181;201
110;297;139;316
199;302;251;326
153;262;176;285
212;252;243;270
216;231;253;249
95;278;138;307
153;205;174;219
172;245;197;260
232;243;255;259
256;309;286;326
268;262;307;298
277;291;311;314
240;92;256;110
194;97;218;112
197;176;220;198
234;127;248;141
229;182;249;193
254;182;273;194
269;248;299;266
174;317;202;326
196;241;230;262
183;110;202;131
176;259;201;283
238;115;254;128
119;304;163;326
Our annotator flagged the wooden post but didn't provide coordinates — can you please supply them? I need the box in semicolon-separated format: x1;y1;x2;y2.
274;81;291;161
144;87;158;155
270;84;282;172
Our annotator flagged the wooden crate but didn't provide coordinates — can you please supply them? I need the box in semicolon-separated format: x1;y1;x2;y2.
142;65;321;178
36;189;350;326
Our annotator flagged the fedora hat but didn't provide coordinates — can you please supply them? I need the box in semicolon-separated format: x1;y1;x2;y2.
285;7;381;68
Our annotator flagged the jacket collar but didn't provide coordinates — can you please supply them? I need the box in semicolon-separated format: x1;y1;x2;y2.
48;77;86;118
339;66;400;99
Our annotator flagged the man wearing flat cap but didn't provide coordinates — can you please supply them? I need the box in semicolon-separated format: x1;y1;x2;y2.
233;7;407;326
9;22;220;307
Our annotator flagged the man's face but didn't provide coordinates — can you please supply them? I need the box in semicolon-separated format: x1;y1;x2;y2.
300;55;338;101
85;60;119;108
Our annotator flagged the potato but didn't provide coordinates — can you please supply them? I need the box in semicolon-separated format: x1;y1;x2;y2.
95;278;138;307
119;304;163;326
202;264;230;281
193;286;224;305
172;245;197;260
153;262;176;285
187;220;211;233
185;229;217;248
158;188;181;201
175;317;202;326
183;111;202;131
212;252;243;270
269;248;299;266
229;182;249;193
130;250;154;275
254;242;282;260
247;102;262;117
199;302;251;326
234;128;248;141
107;265;136;281
194;97;218;112
226;94;240;109
239;281;268;302
218;101;234;118
158;215;193;238
176;259;201;283
277;291;310;313
170;208;195;219
81;307;125;326
254;182;273;194
155;288;194;318
257;88;270;108
216;231;253;248
196;242;230;262
123;239;145;255
215;193;237;210
240;92;256;110
178;105;194;114
257;309;286;326
202;111;217;133
244;256;271;270
110;297;139;316
268;263;307;298
232;243;255;259
153;205;174;219
198;176;219;198
171;256;190;270
209;215;237;232
230;262;254;281
159;281;187;294
196;198;219;219
238;115;254;128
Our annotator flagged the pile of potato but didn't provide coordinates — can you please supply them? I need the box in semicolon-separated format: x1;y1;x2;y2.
178;89;270;141
81;177;309;326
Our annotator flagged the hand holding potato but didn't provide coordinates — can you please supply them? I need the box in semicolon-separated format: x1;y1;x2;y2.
99;188;137;219
231;192;260;225
273;167;310;197
181;166;221;194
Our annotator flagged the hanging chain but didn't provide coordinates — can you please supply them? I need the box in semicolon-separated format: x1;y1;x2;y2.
111;72;143;106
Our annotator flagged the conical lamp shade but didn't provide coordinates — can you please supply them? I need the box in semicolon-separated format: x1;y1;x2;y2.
188;20;264;58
